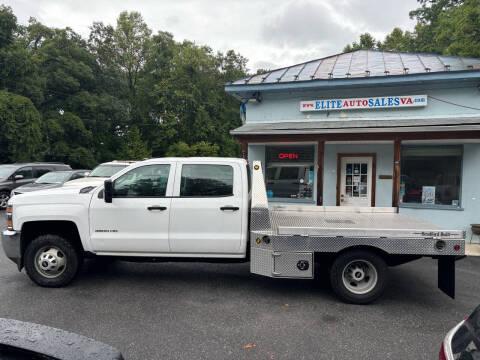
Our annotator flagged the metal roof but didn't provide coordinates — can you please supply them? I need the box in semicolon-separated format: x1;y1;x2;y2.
229;50;480;86
230;116;480;136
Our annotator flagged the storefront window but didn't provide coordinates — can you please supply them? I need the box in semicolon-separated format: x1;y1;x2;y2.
400;146;462;207
265;145;314;202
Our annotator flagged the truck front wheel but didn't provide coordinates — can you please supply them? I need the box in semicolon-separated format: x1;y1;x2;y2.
24;234;82;287
330;249;387;304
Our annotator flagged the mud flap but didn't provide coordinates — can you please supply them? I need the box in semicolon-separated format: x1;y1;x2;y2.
438;256;455;299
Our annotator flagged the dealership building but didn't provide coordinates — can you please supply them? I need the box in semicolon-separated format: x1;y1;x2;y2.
225;50;480;242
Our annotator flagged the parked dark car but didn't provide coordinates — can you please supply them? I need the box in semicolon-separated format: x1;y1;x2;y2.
11;170;90;196
440;304;480;359
0;162;71;208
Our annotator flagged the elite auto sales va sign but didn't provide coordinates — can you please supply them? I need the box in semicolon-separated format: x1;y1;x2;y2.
300;95;427;112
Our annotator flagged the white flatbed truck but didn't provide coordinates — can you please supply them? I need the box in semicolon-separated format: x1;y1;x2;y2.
2;158;466;304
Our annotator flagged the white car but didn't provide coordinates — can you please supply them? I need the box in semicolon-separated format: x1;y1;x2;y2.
63;161;135;187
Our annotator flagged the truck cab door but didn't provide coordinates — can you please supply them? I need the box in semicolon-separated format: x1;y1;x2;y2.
169;162;244;255
89;162;175;254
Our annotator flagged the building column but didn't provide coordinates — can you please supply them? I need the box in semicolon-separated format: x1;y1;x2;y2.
392;139;402;208
241;141;248;160
317;140;325;205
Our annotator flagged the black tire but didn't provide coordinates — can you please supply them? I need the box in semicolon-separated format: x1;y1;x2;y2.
0;190;9;209
24;234;83;287
95;256;117;265
330;249;388;304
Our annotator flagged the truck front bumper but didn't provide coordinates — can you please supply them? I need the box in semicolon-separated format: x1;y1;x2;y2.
2;228;22;270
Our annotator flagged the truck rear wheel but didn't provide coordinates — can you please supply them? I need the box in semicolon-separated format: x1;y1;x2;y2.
330;249;387;304
24;234;82;287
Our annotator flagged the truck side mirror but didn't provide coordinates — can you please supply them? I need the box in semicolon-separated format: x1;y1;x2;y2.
104;180;113;203
14;174;24;181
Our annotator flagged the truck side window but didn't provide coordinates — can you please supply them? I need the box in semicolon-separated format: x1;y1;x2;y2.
180;165;233;197
113;165;170;198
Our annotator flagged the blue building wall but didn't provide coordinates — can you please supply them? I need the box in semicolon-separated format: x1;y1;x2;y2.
244;80;480;242
246;83;480;123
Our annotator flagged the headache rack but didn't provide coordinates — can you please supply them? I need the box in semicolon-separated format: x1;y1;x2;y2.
248;161;465;297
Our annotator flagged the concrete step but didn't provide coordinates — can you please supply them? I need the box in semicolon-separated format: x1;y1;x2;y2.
466;243;480;256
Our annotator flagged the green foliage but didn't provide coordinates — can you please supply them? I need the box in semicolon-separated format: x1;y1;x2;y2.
378;28;416;52
0;9;247;169
345;0;480;58
0;90;43;162
409;0;463;24
118;126;152;160
0;5;16;48
114;11;152;98
435;0;480;57
166;141;219;157
343;33;379;52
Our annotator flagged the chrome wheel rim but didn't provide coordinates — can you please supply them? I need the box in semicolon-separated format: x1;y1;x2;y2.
342;259;378;295
0;193;9;208
34;246;67;278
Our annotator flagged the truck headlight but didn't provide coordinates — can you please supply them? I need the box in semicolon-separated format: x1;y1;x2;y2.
6;205;13;230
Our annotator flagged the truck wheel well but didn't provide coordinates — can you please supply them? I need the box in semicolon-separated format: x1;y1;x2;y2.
336;245;389;259
316;246;420;267
21;221;84;257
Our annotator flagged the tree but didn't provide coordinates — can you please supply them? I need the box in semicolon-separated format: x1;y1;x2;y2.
435;0;480;57
409;0;463;24
114;11;152;100
0;7;246;167
343;33;379;52
345;0;480;58
0;8;45;106
0;90;43;163
378;28;416;52
0;5;16;48
42;110;96;168
118;126;152;160
165;141;195;157
166;141;219;157
24;17;54;50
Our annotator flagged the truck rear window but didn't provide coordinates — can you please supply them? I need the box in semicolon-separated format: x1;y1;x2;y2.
180;165;233;197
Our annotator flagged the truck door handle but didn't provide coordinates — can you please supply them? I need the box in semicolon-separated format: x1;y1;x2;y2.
220;206;239;211
147;206;167;211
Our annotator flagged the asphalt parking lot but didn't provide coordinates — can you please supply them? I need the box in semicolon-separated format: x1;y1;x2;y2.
0;213;479;360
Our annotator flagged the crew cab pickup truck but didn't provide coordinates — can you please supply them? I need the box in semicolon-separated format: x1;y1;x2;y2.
2;158;466;304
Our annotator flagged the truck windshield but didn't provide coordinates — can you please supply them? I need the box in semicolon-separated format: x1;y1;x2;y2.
35;172;71;184
0;166;15;179
89;165;127;178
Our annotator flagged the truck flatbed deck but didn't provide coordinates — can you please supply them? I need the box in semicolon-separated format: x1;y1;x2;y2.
269;206;464;240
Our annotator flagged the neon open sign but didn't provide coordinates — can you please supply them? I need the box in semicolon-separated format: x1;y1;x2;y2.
278;153;299;159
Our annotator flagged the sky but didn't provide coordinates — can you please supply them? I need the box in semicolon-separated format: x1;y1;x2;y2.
4;0;419;72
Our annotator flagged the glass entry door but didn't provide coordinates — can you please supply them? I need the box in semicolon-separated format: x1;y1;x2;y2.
339;156;373;207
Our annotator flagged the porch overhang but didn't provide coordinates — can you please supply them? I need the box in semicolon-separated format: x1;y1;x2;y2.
231;116;480;137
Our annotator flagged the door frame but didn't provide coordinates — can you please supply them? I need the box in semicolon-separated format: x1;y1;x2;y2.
336;153;376;207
